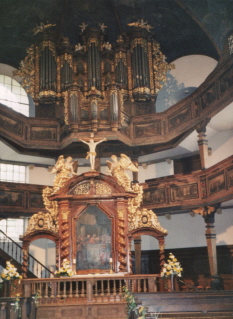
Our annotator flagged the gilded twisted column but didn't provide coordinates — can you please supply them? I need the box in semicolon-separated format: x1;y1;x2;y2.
60;210;70;263
117;209;127;272
22;249;28;279
158;238;165;271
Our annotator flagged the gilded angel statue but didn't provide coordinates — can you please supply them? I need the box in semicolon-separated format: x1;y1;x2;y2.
106;154;139;191
32;22;56;35
51;155;78;193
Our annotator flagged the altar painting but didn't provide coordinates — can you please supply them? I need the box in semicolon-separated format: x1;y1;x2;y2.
76;206;111;271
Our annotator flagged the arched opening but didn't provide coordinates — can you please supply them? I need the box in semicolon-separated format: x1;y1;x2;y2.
29;238;56;277
0;63;35;116
130;235;160;274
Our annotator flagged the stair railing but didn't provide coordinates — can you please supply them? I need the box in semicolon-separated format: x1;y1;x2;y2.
0;230;54;278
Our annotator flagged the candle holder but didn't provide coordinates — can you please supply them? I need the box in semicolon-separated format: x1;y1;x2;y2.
109;259;113;274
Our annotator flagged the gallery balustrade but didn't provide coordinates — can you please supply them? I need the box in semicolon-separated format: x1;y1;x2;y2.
23;274;159;304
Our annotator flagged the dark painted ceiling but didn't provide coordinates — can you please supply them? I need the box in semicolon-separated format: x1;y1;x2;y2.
1;0;233;69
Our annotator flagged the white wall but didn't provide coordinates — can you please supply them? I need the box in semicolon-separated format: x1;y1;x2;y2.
135;209;233;251
29;238;56;273
208;131;233;167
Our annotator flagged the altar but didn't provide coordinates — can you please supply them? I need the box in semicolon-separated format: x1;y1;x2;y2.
21;153;167;277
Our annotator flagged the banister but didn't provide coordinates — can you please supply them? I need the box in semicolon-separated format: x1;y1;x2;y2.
0;230;53;278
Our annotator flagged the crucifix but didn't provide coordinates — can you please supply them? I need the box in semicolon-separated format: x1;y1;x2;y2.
79;133;107;171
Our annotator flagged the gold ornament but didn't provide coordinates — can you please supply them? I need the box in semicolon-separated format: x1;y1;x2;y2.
106;154;138;191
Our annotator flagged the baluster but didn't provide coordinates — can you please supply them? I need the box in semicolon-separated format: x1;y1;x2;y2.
100;280;104;297
113;279;116;297
81;280;85;297
144;279;147;292
119;279;122;298
94;281;98;299
75;281;79;298
69;280;73;298
131;278;134;292
57;280;61;299
63;280;67;299
107;280;110;298
137;279;141;293
50;282;54;299
39;282;42;301
45;282;48;301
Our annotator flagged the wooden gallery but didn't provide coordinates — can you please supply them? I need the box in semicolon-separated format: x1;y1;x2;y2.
0;2;233;318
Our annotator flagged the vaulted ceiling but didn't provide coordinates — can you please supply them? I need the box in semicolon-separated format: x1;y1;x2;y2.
1;0;233;69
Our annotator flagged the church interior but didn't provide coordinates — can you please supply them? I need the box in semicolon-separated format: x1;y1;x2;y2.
0;0;233;318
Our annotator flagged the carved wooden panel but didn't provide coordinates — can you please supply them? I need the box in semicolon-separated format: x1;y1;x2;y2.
227;166;233;188
134;120;161;138
208;171;226;196
0;111;23;137
30;125;57;141
168;106;191;131
143;188;165;205
170;183;198;201
0;190;24;207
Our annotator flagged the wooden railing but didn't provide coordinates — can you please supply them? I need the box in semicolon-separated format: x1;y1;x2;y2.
23;274;159;304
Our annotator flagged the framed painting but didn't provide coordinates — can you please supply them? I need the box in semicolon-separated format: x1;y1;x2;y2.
76;206;111;271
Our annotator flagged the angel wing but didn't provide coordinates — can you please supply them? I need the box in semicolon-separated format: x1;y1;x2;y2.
119;154;139;172
72;160;79;174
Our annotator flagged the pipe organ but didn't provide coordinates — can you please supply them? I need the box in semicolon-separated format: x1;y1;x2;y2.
15;22;174;132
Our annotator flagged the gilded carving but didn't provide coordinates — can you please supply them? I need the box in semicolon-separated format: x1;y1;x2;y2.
152;40;175;93
57;56;61;94
61;53;73;68
95;182;112;194
131;38;148;51
128;19;153;32
42;186;58;224
13;45;35;97
117;209;127;272
38;90;57;98
147;42;154;93
32;22;56;35
115;52;127;66
192;206;215;216
61;211;70;220
39;41;56;56
87;37;100;46
129;208;167;234
24;211;57;235
106;154;138;191
35;46;40;95
62;91;69;124
51;156;78;194
119;89;124;125
72;182;91;195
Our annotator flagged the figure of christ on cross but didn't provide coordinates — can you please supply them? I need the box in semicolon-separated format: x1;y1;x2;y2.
79;134;107;171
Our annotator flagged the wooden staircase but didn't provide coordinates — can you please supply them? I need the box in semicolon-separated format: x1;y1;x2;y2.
0;230;53;279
